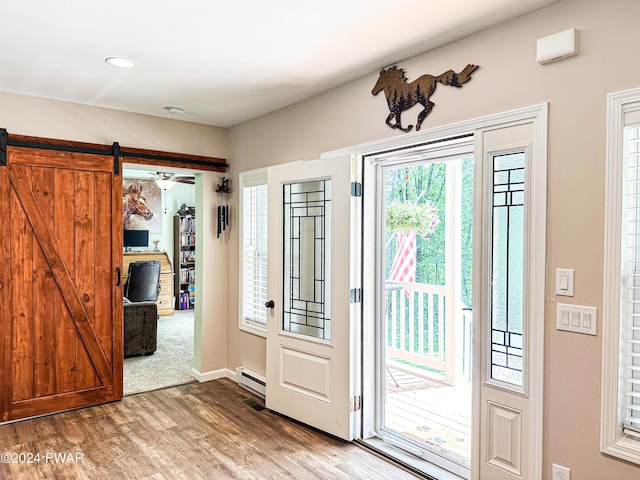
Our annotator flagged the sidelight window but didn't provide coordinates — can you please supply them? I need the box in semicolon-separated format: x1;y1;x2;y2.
239;168;268;336
602;87;640;464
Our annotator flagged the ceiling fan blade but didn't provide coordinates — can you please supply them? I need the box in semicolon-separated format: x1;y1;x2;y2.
175;176;195;184
151;172;194;184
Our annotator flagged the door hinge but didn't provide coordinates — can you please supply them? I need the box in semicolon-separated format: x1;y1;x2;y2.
350;181;362;197
0;128;7;167
350;288;361;303
350;395;362;412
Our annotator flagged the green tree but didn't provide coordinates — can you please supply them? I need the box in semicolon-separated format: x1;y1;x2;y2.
385;159;473;307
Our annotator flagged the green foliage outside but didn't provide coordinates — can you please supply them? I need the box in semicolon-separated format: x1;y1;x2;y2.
386;201;440;237
385;158;474;305
385;158;474;355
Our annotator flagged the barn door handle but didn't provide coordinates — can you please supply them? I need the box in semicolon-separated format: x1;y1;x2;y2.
265;300;275;309
116;267;121;286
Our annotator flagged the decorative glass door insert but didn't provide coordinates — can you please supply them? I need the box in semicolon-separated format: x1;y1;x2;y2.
490;152;526;388
282;179;332;340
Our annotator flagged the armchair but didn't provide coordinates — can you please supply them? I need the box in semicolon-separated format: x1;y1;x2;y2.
124;261;161;302
124;261;161;357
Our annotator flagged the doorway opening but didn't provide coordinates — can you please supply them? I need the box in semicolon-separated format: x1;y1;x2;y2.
122;166;198;395
364;137;474;479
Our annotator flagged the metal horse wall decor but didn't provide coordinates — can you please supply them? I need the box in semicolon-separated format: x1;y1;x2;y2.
371;64;479;132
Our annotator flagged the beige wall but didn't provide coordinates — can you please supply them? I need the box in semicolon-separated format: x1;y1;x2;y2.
0;91;227;156
194;170;230;377
227;0;640;478
0;92;231;377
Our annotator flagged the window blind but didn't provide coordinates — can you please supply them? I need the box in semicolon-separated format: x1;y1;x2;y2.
242;182;268;325
621;122;640;436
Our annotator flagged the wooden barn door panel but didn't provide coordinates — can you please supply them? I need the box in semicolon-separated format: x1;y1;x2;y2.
31;167;57;398
0;164;10;421
0;146;122;422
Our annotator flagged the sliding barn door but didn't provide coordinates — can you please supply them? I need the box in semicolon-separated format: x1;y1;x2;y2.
0;143;122;422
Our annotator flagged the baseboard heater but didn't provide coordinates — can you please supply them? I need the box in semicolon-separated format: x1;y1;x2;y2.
236;367;266;399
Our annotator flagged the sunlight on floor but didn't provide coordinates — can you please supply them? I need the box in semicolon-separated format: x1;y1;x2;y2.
385;364;471;465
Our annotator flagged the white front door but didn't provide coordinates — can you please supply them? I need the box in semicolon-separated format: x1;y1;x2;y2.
265;155;357;441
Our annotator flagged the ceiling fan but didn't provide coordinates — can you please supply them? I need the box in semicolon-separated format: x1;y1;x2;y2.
154;171;195;189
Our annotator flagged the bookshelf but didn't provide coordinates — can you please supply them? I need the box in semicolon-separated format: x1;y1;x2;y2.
174;211;196;310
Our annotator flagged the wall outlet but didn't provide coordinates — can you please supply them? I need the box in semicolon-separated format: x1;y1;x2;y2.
552;463;571;480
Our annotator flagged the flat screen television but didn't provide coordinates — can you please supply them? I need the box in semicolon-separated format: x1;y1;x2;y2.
123;229;149;250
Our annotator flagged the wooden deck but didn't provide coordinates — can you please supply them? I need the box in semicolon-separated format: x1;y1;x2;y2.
385;362;471;465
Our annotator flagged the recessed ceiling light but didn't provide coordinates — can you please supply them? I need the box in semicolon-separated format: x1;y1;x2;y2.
105;56;137;69
164;106;185;115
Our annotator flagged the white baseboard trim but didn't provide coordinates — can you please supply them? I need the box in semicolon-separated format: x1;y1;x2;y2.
191;367;236;383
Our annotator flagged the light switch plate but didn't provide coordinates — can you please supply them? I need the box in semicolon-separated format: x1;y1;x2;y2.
555;268;574;297
556;303;596;335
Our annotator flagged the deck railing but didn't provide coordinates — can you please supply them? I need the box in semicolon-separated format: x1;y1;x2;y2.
386;281;472;384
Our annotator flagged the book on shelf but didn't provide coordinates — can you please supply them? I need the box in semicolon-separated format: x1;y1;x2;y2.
174;211;196;310
181;250;195;264
177;286;195;309
180;233;195;246
179;291;190;310
188;285;195;308
179;217;196;233
180;267;195;283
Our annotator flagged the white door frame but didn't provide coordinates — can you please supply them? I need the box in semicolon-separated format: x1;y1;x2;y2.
322;103;547;479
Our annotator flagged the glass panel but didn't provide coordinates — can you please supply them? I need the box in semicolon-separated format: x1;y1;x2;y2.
490;152;526;386
282;179;331;340
382;156;474;469
241;183;268;325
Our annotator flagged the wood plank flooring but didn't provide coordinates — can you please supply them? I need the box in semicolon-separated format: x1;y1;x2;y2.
0;378;419;480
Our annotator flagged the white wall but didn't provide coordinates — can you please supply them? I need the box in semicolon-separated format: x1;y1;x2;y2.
226;1;640;478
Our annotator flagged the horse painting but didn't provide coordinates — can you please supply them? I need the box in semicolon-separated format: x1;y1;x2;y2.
371;64;479;132
123;183;154;230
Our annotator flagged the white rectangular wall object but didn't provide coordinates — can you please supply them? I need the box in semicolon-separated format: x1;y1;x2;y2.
536;28;580;64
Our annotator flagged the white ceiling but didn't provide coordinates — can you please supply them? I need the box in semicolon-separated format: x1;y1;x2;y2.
0;1;557;128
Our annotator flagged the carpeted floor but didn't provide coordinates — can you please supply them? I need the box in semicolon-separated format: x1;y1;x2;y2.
123;309;196;395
